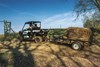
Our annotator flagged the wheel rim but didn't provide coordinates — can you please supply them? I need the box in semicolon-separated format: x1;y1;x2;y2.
72;44;80;50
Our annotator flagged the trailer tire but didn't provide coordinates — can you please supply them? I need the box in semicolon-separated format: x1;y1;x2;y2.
72;41;83;50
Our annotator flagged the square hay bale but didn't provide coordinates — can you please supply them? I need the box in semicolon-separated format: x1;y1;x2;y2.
67;27;92;42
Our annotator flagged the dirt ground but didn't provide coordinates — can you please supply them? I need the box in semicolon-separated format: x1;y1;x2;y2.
0;38;100;67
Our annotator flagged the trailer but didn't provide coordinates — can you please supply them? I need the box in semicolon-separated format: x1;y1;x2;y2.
49;27;92;50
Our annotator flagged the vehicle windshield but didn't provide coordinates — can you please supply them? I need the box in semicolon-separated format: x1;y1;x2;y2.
23;24;29;30
23;22;41;30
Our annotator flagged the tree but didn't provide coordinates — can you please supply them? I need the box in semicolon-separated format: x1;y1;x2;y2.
92;10;100;21
83;11;100;28
75;0;100;17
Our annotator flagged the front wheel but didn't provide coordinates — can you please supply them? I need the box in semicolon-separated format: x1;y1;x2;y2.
72;41;83;50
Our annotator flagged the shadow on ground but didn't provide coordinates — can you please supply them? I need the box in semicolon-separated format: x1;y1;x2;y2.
0;40;41;67
0;35;100;67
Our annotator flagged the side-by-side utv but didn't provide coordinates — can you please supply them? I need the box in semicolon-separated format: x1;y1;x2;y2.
19;21;48;42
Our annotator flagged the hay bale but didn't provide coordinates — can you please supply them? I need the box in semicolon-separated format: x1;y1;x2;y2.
67;27;92;42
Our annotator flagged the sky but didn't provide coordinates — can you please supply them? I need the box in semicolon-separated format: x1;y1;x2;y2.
0;0;83;34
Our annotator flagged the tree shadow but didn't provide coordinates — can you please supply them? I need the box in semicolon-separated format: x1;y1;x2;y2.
0;53;8;67
47;44;67;67
57;45;99;67
1;40;40;67
46;43;100;67
58;45;83;67
46;44;68;67
83;49;100;67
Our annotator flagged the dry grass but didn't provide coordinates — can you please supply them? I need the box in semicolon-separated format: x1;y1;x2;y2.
0;38;100;67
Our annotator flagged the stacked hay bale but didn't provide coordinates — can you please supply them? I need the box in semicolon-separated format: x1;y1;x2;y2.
67;27;92;42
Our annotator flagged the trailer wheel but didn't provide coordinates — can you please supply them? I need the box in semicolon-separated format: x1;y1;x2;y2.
35;36;43;43
72;41;83;50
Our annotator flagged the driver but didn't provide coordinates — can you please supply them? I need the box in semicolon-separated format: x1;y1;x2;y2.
29;23;33;29
34;24;37;28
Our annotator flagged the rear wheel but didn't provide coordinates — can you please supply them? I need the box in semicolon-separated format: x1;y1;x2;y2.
35;36;43;43
43;36;49;42
72;41;83;50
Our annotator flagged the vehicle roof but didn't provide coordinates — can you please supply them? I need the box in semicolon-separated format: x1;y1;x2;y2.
25;21;41;24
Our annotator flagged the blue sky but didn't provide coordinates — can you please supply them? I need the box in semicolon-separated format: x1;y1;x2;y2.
0;0;83;34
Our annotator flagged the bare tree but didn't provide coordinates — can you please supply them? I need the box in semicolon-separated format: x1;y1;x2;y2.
83;11;100;28
75;0;100;17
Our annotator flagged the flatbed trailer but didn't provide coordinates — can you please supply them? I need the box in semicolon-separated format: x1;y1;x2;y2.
49;27;92;50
